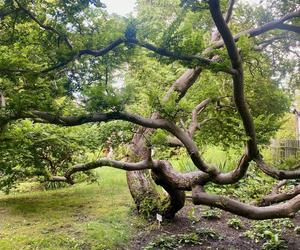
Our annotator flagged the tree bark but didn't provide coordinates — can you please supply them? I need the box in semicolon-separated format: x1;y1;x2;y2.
126;68;201;218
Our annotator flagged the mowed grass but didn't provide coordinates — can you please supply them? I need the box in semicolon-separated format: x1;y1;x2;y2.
0;168;138;250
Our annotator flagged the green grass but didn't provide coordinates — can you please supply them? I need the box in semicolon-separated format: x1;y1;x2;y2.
0;168;138;250
171;146;241;173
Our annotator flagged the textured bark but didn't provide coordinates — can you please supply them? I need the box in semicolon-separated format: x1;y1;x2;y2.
192;185;300;220
126;68;202;218
259;184;300;206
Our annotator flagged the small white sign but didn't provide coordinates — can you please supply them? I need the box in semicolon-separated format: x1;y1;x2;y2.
156;213;162;222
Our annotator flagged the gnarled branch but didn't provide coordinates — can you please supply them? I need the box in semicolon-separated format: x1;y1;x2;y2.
192;185;300;219
259;184;300;206
254;157;300;180
209;0;258;157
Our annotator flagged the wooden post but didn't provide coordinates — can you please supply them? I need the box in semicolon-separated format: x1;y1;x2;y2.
294;109;300;141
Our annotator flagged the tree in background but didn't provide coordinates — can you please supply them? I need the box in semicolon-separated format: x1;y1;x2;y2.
0;0;300;219
0;119;101;193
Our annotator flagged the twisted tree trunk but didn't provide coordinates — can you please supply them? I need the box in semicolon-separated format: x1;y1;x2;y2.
125;0;237;218
126;69;202;218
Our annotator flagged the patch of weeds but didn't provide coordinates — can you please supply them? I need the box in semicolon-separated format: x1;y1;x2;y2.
139;195;160;219
205;168;275;203
42;181;68;190
143;234;180;250
201;208;222;220
227;217;243;230
195;227;220;240
187;207;200;224
143;228;220;250
243;219;292;249
27;233;87;249
262;230;287;250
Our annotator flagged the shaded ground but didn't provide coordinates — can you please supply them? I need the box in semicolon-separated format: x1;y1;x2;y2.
0;168;136;250
1;169;300;250
130;201;300;250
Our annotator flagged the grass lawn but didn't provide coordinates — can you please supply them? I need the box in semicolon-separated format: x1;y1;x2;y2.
0;168;139;250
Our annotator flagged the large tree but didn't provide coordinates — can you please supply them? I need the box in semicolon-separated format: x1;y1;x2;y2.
0;0;300;219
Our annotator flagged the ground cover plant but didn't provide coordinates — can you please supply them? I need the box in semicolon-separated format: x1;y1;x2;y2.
0;0;300;249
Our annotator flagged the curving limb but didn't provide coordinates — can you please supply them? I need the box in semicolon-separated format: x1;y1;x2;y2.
192;185;300;220
166;98;211;147
51;151;250;191
224;0;235;24
188;98;211;136
209;0;259;158
254;157;300;180
211;9;300;50
42;39;219;75
259;184;300;206
51;158;154;184
22;110;213;173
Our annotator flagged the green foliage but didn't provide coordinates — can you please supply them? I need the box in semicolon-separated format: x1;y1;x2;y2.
243;219;293;249
143;228;220;250
274;113;297;140
97;121;133;148
201;208;222;220
151;129;169;146
0;120;101;193
294;226;300;234
205;167;275;203
171;156;197;172
227;217;243;230
187;207;200;224
139;194;160;219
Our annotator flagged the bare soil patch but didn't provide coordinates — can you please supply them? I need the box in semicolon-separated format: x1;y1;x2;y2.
129;201;300;250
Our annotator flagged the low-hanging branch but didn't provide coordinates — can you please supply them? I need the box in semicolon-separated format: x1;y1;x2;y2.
24;110;214;174
259;184;300;206
51;158;154;184
254;157;300;180
51;150;250;190
49;151;300;220
192;185;300;220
